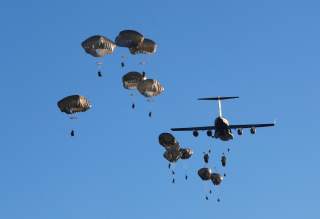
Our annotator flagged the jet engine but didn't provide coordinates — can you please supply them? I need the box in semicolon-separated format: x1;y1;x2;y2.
207;130;213;137
237;128;243;135
250;127;256;134
193;130;199;137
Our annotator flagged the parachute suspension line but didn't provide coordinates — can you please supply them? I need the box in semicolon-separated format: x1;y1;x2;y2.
121;55;126;68
139;57;147;80
213;165;218;173
218;99;222;117
147;97;154;118
129;93;135;109
214;186;221;203
202;181;210;201
69;113;76;137
139;60;147;66
69;111;78;120
69;115;75;120
140;58;149;116
147;97;154;102
96;61;103;77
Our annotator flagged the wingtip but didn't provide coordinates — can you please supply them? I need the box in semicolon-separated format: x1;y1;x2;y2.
273;119;277;125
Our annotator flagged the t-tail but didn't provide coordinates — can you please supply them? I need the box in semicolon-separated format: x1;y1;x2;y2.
198;96;239;117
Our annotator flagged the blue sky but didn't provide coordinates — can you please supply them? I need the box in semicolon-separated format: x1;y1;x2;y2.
0;0;319;218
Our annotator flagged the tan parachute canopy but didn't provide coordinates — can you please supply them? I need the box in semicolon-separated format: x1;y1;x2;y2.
167;142;180;151
180;148;193;160
137;79;164;98
163;149;181;163
211;173;223;186
159;133;178;148
129;38;157;55
115;30;144;48
198;168;212;181
57;95;91;114
122;72;146;90
81;35;116;57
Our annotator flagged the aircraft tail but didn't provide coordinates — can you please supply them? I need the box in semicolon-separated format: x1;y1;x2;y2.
198;96;239;117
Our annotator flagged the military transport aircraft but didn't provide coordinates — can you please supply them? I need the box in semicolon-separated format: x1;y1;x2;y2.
171;96;275;141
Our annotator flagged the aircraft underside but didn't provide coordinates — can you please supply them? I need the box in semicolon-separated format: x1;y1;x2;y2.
214;129;233;141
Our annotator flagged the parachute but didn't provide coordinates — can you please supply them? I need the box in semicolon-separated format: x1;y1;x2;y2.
179;148;193;180
137;79;164;117
129;38;157;55
116;30;156;75
96;62;103;77
140;38;157;54
198;168;212;181
115;30;156;55
57;95;91;136
122;71;147;109
57;95;91;115
115;30;144;48
159;133;177;149
81;35;116;77
159;132;193;182
211;173;223;186
180;148;193;160
116;30;159;116
137;79;164;98
81;35;116;57
122;71;146;90
163;149;181;163
159;132;193;163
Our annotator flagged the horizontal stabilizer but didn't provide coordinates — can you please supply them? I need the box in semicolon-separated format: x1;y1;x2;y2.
198;96;239;101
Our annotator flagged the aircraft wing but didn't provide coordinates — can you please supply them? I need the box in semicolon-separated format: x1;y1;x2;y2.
228;123;275;129
171;123;274;131
171;126;215;131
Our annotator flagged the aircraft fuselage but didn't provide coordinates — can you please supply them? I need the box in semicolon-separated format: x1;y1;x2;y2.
213;117;233;141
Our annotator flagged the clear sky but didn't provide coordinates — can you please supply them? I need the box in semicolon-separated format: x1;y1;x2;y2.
0;0;319;218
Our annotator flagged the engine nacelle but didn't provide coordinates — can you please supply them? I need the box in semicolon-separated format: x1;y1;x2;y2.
237;128;243;135
250;127;256;134
193;130;199;137
207;130;213;137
